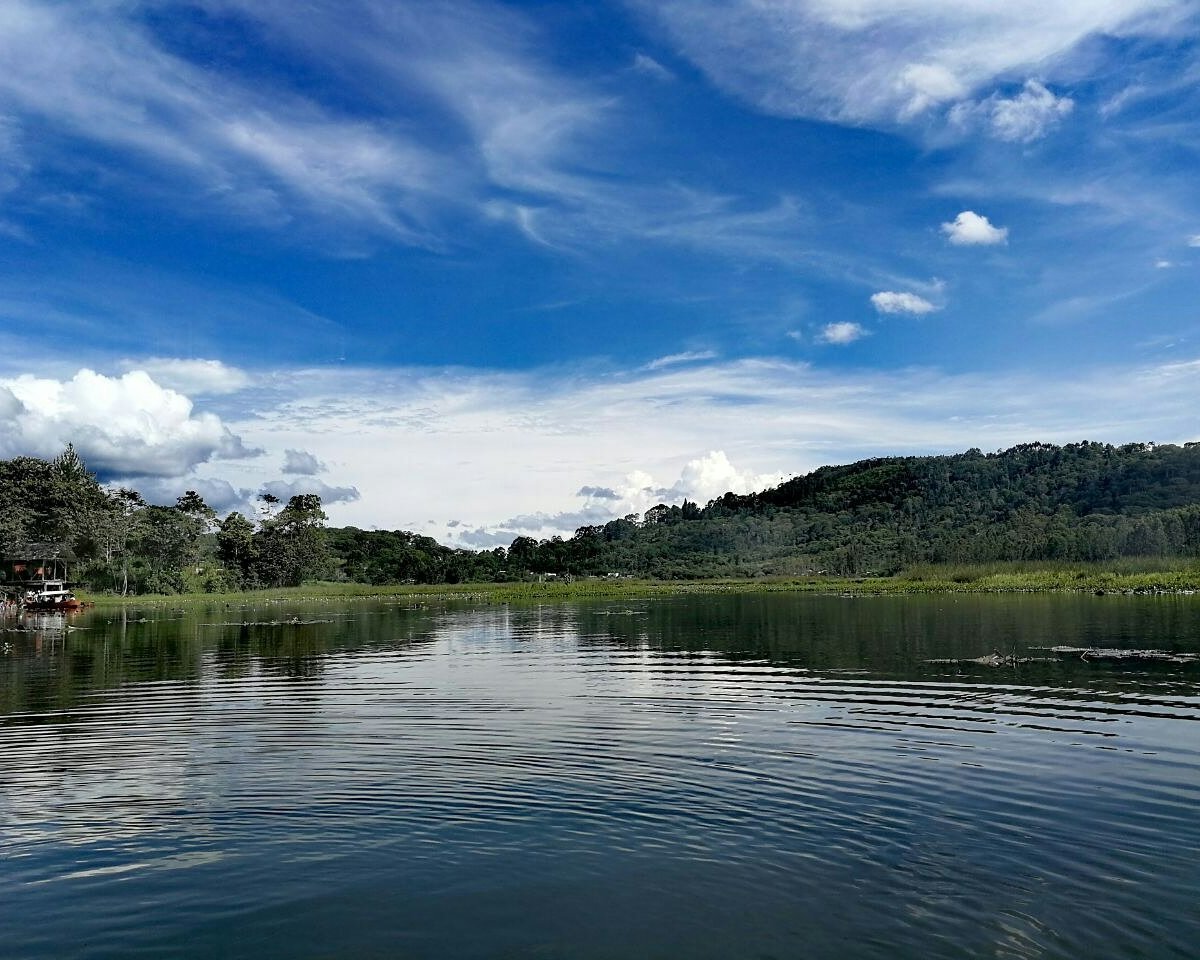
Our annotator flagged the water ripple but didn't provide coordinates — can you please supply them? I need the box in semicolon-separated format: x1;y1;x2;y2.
2;595;1199;959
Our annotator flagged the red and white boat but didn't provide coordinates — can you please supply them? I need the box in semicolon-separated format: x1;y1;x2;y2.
22;580;84;611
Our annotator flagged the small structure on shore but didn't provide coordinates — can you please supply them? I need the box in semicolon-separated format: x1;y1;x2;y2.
2;545;85;611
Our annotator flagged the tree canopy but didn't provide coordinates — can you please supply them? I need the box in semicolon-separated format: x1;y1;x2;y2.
7;440;1200;593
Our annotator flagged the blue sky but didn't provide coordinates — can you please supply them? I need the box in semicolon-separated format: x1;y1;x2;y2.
2;0;1200;545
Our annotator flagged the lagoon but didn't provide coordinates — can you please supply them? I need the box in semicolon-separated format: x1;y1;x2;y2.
2;593;1199;959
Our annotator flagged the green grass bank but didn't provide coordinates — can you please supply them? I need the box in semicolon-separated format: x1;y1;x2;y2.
77;559;1200;607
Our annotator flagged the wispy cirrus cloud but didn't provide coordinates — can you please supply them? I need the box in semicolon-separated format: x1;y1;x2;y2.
0;0;824;265
633;0;1191;127
0;1;449;244
646;350;719;370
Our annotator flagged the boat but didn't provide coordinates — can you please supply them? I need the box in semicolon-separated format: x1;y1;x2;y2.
22;579;84;612
5;551;89;612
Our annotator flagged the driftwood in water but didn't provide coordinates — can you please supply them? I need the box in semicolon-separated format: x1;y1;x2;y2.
1032;646;1200;664
926;652;1052;667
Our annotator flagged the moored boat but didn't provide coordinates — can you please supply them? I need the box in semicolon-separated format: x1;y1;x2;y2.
22;580;84;611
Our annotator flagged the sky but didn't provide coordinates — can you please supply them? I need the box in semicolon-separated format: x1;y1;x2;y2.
2;0;1200;547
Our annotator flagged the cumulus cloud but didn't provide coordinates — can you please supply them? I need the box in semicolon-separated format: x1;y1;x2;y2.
871;291;938;315
458;527;521;549
486;451;779;538
577;485;621;500
282;449;326;475
988;80;1074;142
818;322;867;344
212;353;1200;546
0;368;260;479
124;357;252;396
260;477;361;505
0;384;24;419
635;0;1186;126
658;450;779;503
950;80;1074;142
942;210;1008;246
1188;235;1200;248
131;476;254;514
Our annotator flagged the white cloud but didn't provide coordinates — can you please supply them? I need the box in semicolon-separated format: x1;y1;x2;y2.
818;322;867;344
988;80;1074;142
635;0;1185;125
950;80;1074;142
124;358;252;396
631;53;675;81
646;350;718;370
661;450;779;503
942;210;1008;246
482;451;779;536
0;384;23;419
871;291;938;315
203;354;1200;546
1187;235;1200;247
282;449;326;475
0;1;818;265
0;1;447;243
0;368;260;479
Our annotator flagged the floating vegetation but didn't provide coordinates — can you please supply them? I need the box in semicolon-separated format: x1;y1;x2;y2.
930;647;1200;667
1033;646;1200;664
200;618;335;628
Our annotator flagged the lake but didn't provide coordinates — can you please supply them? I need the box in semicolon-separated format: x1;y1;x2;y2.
2;593;1199;959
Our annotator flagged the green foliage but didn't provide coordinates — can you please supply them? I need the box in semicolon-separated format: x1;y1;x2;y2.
12;439;1200;596
460;441;1200;581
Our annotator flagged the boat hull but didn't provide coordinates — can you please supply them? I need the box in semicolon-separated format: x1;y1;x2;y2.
24;598;84;611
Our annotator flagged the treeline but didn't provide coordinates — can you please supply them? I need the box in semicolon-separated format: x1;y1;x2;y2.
498;440;1200;579
6;440;1200;594
0;446;336;594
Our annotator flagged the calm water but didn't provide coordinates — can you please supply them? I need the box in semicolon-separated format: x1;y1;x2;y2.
2;593;1199;959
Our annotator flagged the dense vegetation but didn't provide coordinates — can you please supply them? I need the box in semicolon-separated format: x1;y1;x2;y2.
0;446;335;594
6;440;1200;594
510;440;1200;579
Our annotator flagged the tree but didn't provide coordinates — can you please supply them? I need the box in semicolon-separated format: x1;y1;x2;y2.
217;512;258;589
176;490;217;531
108;488;146;595
133;506;197;593
255;494;333;586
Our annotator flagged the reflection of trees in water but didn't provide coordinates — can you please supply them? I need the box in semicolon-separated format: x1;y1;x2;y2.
0;601;445;716
4;595;1198;719
571;593;1200;696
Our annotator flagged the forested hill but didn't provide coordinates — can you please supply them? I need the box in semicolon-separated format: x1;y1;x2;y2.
407;440;1200;581
7;440;1200;593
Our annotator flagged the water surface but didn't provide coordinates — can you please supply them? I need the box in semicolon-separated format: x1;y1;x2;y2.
2;593;1198;959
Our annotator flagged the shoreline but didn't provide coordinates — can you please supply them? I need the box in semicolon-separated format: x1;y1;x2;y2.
76;565;1200;607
